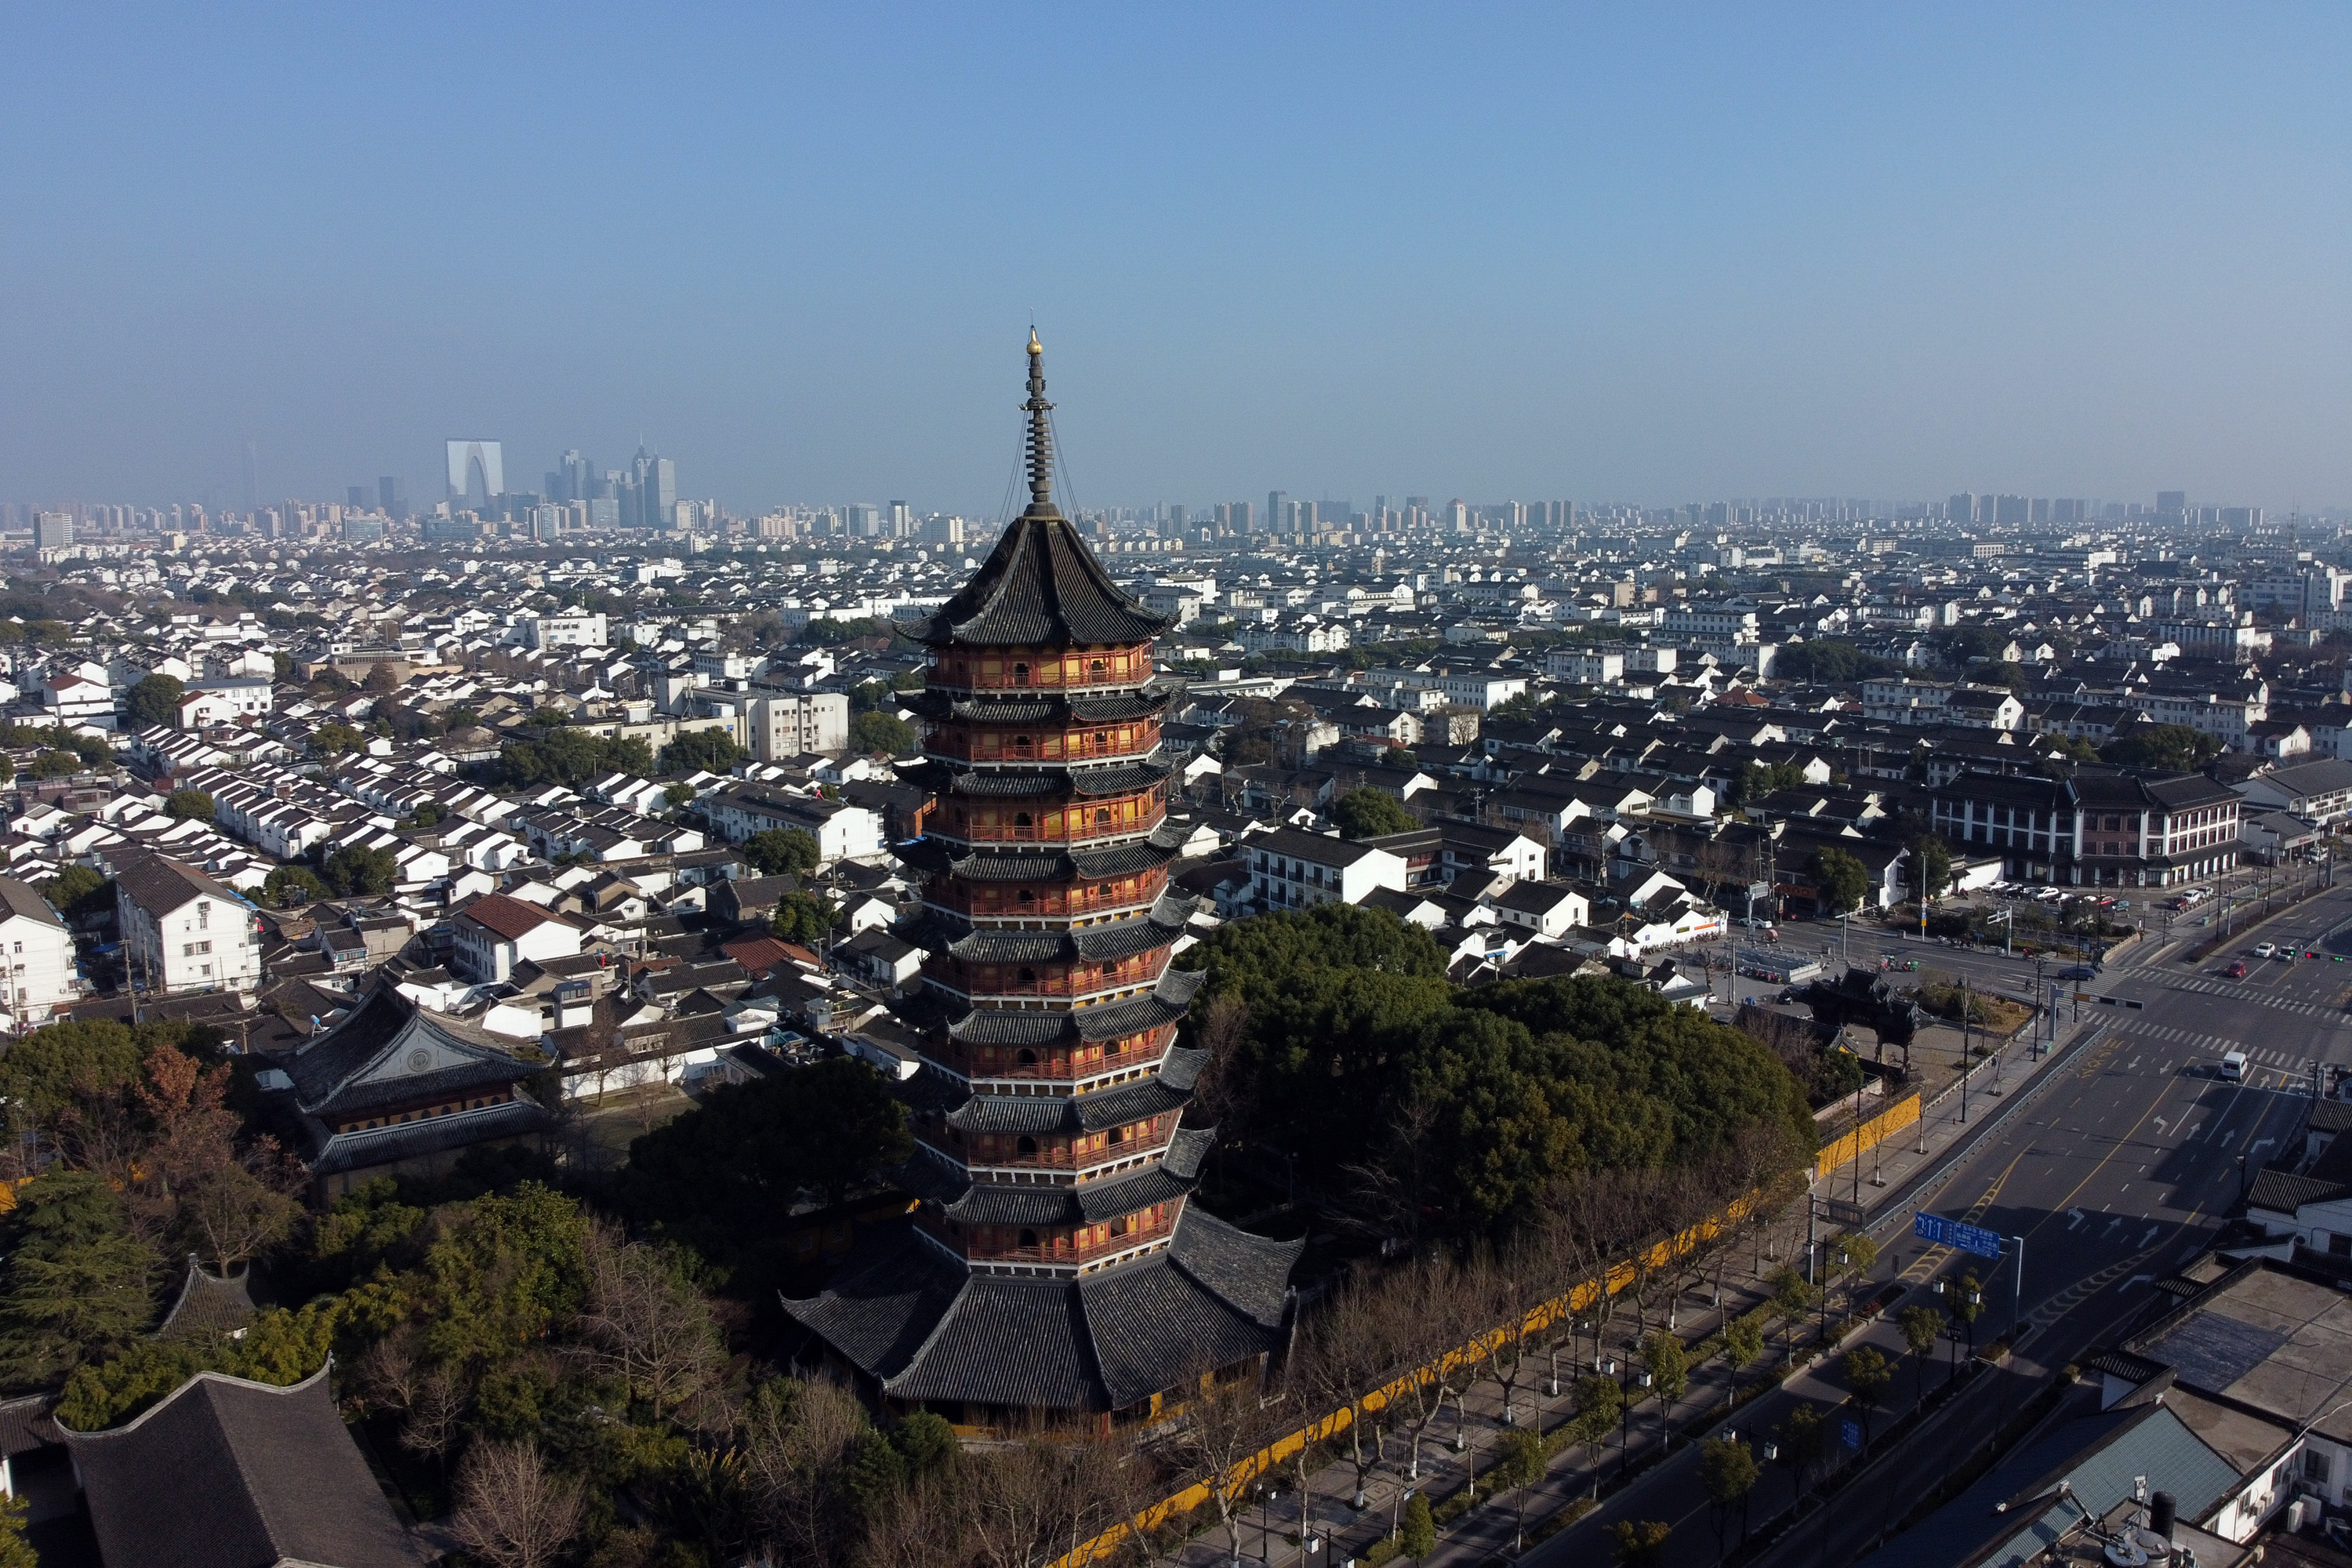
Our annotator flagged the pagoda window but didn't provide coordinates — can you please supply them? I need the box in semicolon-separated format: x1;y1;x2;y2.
1094;808;1112;833
1089;658;1107;681
1018;1228;1039;1249
1017;889;1034;909
1014;662;1031;687
1016;1136;1039;1156
1013;735;1033;757
1015;1047;1037;1067
1014;812;1033;833
1016;967;1036;987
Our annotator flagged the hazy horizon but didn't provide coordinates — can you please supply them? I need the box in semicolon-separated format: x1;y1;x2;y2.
4;5;2347;516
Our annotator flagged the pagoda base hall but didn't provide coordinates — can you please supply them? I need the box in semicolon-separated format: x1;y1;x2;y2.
784;336;1301;1431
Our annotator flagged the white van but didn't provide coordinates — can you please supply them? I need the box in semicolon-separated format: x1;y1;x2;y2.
2220;1051;2248;1083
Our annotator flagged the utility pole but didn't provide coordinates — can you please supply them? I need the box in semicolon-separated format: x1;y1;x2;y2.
1959;973;1972;1125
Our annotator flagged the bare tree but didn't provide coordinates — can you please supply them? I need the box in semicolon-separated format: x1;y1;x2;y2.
1385;1253;1480;1480
1296;1271;1406;1510
398;1367;468;1479
451;1442;584;1568
179;1146;303;1271
568;1221;723;1417
1167;1371;1281;1568
738;1375;866;1566
347;1330;421;1421
859;1473;971;1568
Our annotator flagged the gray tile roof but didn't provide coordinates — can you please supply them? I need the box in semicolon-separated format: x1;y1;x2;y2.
156;1256;256;1343
935;967;1205;1047
907;510;1171;649
283;982;536;1116
783;1203;1298;1414
113;851;243;920
0;877;66;930
64;1365;424;1568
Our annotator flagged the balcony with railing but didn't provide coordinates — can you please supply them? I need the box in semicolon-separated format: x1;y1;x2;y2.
927;720;1163;766
940;1033;1171;1083
940;795;1165;847
926;644;1154;693
940;953;1167;1002
925;872;1169;921
914;1116;1175;1175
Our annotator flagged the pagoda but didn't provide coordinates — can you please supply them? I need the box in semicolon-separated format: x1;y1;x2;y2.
784;336;1299;1430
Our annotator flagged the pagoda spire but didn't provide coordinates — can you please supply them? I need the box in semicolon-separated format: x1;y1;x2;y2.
1024;330;1055;516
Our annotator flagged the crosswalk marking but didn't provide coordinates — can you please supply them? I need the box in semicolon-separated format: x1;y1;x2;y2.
2164;975;2343;1018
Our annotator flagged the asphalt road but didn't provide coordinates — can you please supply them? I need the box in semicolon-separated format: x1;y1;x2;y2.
1525;882;2351;1568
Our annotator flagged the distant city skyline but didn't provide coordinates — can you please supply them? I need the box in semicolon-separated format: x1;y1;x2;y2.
3;6;2347;513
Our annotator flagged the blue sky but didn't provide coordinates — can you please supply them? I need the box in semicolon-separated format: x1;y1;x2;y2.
3;4;2347;515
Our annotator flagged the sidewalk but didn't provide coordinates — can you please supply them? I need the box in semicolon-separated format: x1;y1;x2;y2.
1161;1011;2112;1568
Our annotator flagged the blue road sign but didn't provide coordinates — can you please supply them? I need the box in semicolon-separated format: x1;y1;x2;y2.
1842;1419;1862;1450
1914;1212;2004;1259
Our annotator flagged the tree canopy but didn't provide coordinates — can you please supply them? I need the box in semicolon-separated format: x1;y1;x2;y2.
848;710;914;756
1189;904;1813;1235
2103;723;2222;774
657;728;748;777
165;788;214;822
769;891;839;946
1904;834;1953;901
623;1058;912;1245
40;864;111;921
495;728;655;788
1811;847;1868;915
1329;786;1417;840
1770;641;1899;684
743;827;820;877
123;673;184;729
263;865;328;908
322;844;399;897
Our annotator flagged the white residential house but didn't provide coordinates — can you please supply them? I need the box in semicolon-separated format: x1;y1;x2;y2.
1488;880;1592;940
1544;648;1626;685
41;673;117;728
0;878;78;1025
1440;673;1530;710
702;784;884;866
450;892;584;985
114;853;262;996
1246;827;1409;912
2232;759;2352;827
175;677;275;728
517;609;608;649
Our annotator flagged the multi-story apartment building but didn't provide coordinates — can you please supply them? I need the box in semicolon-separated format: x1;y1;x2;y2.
1246;826;1409;912
1930;769;2241;887
0;878;79;1026
746;691;849;760
115;853;262;995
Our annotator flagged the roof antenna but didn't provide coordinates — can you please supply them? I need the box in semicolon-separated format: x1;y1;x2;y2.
1023;330;1054;516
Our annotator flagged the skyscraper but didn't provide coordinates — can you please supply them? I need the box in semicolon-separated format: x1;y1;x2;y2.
785;336;1298;1429
378;477;406;519
445;440;505;505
